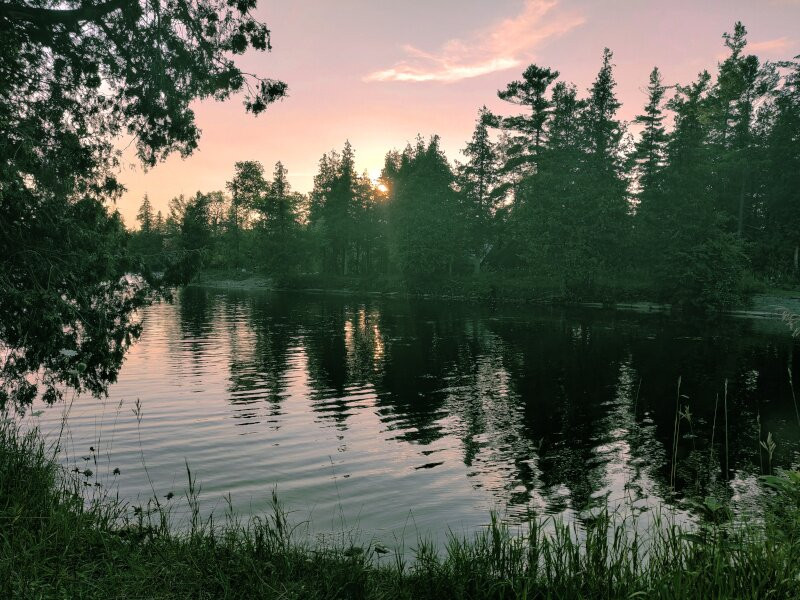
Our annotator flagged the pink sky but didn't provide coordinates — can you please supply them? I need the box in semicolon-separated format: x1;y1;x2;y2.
116;0;800;226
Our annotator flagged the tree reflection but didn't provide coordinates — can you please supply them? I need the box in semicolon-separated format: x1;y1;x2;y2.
173;290;800;517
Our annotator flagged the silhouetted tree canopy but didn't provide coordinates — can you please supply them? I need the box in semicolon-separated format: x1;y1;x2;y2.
132;22;800;314
0;0;286;406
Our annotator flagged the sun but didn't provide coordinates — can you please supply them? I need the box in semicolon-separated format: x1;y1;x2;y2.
376;182;389;193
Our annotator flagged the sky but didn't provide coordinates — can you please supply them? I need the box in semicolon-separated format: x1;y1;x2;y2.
116;0;800;226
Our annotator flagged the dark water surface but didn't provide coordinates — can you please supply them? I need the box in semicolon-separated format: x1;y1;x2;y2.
28;288;800;547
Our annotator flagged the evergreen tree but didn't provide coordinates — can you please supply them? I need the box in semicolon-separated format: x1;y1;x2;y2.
708;22;778;236
497;64;560;176
307;150;340;272
632;67;669;201
390;137;462;284
581;48;630;275
584;49;623;162
256;161;303;275
329;142;358;274
508;50;628;294
268;161;293;231
166;193;212;284
459;107;501;273
130;194;166;272
136;195;155;233
649;70;748;309
154;211;165;234
310;142;363;275
759;57;800;277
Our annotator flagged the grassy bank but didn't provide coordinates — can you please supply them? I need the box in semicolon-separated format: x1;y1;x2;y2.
3;420;800;599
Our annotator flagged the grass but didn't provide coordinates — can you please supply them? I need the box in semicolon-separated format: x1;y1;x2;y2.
3;419;800;599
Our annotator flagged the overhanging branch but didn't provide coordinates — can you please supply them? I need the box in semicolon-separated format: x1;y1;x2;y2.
0;1;129;26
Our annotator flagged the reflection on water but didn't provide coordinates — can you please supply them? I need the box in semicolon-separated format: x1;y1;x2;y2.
29;288;800;547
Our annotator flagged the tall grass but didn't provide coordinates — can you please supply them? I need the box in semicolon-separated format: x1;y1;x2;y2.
3;419;800;598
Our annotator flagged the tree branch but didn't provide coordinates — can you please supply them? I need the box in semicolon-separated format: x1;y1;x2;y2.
0;1;129;26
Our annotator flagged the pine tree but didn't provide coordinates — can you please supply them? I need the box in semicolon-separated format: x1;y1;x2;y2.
136;194;154;233
166;193;212;284
308;143;365;275
154;210;165;234
326;141;359;274
252;161;302;275
459;107;501;273
584;48;623;163
633;67;669;201
255;161;294;231
497;64;560;176
580;48;629;278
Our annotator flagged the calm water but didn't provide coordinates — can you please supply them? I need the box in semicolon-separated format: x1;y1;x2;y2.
26;288;800;548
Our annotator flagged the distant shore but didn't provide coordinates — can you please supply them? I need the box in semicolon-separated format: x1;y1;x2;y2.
187;270;800;322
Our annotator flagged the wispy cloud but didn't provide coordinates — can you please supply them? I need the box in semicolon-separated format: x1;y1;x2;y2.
748;36;796;56
364;0;584;83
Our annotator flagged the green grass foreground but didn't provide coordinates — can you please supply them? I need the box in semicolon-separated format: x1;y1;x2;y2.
3;421;800;599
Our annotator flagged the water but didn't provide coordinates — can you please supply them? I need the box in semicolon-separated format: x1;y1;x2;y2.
25;288;800;548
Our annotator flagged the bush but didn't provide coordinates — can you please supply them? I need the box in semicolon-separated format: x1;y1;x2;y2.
658;230;749;311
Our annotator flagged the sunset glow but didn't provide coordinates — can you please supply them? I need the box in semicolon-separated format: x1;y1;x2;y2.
115;0;800;226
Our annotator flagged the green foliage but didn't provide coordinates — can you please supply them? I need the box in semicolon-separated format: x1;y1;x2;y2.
657;228;749;311
388;137;463;285
226;160;268;267
125;21;800;319
165;193;214;285
632;67;668;199
497;64;560;167
0;1;285;407
0;195;147;407
458;108;503;274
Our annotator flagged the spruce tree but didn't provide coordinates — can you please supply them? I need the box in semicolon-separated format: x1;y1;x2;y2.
459;107;501;273
136;195;154;233
633;67;669;201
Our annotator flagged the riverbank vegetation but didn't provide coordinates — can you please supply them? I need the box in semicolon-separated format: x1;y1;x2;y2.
3;418;800;599
0;1;286;407
131;23;800;312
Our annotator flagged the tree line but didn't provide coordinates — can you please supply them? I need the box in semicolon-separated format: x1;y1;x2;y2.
134;22;798;311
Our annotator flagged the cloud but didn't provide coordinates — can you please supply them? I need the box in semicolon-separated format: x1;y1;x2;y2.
748;37;796;55
364;0;584;83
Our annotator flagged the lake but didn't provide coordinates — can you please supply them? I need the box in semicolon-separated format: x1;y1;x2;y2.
26;287;800;549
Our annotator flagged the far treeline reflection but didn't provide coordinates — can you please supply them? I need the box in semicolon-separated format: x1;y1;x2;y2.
179;287;800;513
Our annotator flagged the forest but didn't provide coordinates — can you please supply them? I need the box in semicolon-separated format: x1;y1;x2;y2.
131;22;800;311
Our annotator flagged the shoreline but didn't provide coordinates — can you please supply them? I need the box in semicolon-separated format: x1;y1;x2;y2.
187;273;800;322
4;418;800;598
